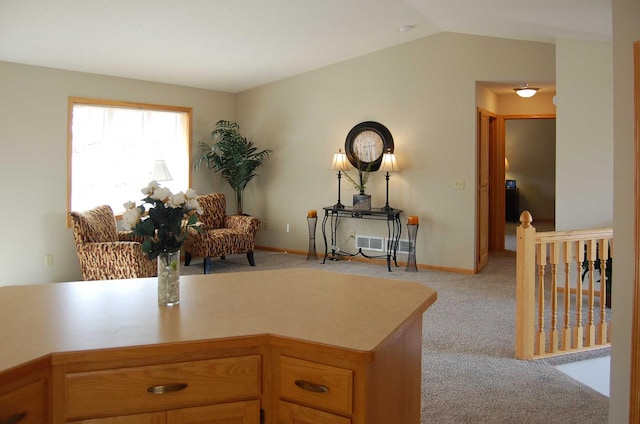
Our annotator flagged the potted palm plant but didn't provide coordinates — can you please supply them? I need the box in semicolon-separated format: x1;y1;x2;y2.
196;120;272;215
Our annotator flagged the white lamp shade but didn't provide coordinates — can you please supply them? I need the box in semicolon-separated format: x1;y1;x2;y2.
152;160;173;181
379;152;400;173
514;85;539;98
331;150;351;171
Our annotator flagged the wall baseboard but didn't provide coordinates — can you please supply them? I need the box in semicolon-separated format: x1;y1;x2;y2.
254;246;475;275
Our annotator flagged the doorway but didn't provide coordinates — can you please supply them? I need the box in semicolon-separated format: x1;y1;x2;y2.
478;112;556;261
502;117;557;250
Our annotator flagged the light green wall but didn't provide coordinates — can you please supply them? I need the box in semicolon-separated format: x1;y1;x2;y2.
556;38;614;230
0;61;235;285
236;32;556;271
610;0;640;421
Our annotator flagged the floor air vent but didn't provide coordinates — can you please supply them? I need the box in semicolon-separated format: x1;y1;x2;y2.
355;235;385;252
392;239;411;254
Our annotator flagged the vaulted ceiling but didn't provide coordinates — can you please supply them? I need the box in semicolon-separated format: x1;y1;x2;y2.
0;0;611;93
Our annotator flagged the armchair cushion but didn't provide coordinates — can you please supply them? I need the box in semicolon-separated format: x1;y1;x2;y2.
70;205;118;243
69;205;156;280
197;193;226;230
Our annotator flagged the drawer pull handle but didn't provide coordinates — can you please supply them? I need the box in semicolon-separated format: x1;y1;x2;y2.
1;413;26;424
294;380;329;393
147;383;188;394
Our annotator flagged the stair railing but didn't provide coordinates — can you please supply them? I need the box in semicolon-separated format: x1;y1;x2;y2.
515;211;612;360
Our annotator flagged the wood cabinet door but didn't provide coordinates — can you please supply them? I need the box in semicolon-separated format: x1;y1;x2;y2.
278;401;350;424
167;400;260;424
0;379;46;424
72;412;165;423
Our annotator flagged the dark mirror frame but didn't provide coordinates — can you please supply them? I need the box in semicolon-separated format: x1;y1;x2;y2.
344;121;394;171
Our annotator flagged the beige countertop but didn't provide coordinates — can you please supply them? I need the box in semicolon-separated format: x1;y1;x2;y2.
0;268;437;372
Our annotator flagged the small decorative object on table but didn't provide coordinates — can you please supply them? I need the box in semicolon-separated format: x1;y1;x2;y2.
406;216;419;272
122;181;203;306
352;193;372;211
307;209;318;260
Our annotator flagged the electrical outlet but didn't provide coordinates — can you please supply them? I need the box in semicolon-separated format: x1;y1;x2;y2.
263;222;269;230
44;254;53;267
349;230;356;239
454;179;465;190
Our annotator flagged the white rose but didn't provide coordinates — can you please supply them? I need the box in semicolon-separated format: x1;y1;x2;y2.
142;181;160;196
152;187;172;201
187;198;203;214
184;188;197;199
171;192;186;207
123;200;136;210
121;207;141;230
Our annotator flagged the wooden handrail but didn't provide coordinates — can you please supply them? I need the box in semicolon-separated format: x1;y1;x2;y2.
515;211;612;360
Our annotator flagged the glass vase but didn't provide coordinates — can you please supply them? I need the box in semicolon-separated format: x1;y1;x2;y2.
158;250;180;306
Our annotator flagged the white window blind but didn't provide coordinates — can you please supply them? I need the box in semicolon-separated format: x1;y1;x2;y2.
69;98;191;215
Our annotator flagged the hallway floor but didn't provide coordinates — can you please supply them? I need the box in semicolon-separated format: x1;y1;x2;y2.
555;356;610;396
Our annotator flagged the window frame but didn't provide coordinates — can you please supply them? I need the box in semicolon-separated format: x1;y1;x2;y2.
67;97;193;221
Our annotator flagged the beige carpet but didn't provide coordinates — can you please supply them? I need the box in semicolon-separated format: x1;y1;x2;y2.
181;249;609;424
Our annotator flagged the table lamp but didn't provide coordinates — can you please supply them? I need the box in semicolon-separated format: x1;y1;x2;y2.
331;149;351;209
379;151;400;211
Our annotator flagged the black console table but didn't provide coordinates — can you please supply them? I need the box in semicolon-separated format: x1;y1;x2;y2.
322;206;402;272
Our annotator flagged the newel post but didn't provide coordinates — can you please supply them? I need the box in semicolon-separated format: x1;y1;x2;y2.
515;211;536;359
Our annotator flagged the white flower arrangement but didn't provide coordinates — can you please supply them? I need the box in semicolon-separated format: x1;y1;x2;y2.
122;181;203;259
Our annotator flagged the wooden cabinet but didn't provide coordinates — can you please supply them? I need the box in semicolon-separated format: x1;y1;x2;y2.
278;401;350;424
0;379;47;424
72;412;165;423
167;400;261;424
72;400;260;423
272;315;425;424
277;356;352;418
65;356;260;423
0;269;437;424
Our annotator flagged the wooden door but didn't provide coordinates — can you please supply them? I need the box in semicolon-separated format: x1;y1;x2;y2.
476;109;490;272
278;401;351;424
74;412;165;423
167;400;261;423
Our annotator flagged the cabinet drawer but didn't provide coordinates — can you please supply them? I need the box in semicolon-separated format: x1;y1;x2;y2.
278;356;352;415
65;355;260;420
0;380;46;424
279;401;351;424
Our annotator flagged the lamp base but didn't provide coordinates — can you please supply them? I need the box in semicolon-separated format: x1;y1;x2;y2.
381;204;394;212
333;201;345;210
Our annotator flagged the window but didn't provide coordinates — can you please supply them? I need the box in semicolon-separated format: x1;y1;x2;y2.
68;97;192;215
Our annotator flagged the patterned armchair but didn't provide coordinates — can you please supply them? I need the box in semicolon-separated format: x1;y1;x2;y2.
68;205;157;280
184;193;260;274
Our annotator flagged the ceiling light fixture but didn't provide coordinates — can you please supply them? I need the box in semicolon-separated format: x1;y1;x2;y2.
514;84;539;98
399;25;415;33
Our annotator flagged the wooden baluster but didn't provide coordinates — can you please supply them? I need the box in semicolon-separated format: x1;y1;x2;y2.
515;211;536;360
597;238;610;345
585;239;597;347
535;242;547;355
561;242;572;351
549;242;560;353
573;240;585;349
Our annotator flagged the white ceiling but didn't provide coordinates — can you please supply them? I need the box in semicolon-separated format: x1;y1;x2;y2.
0;0;611;93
